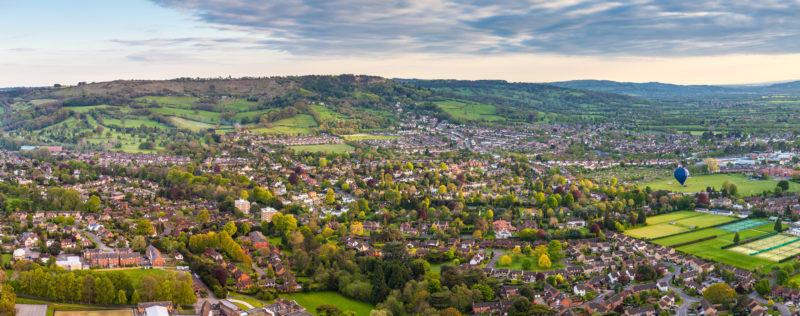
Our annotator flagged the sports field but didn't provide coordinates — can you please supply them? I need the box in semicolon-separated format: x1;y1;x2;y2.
728;233;800;261
718;220;768;232
644;174;800;197
625;211;736;239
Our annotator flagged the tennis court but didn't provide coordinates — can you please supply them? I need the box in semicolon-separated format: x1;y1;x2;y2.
718;220;767;232
728;234;798;256
756;241;800;261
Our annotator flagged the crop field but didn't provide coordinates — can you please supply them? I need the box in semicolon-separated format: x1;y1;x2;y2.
624;224;688;239
643;174;800;196
435;99;505;121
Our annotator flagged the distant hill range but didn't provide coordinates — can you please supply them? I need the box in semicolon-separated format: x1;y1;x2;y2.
546;79;800;98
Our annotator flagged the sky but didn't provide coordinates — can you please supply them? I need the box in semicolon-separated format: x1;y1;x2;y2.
2;0;800;87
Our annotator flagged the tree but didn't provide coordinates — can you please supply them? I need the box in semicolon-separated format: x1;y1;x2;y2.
507;297;532;316
350;222;364;235
132;236;147;252
371;267;389;304
733;232;740;244
637;209;646;224
754;279;771;296
239;222;251;236
439;307;461;316
223;221;237;236
521;259;533;270
325;189;336;204
538;254;552;269
777;270;789;285
499;255;512;266
471;283;494;301
438;185;447;196
703;283;736;304
472;230;483;240
704;158;719;173
116;289;127;304
130;290;141;304
86;195;102;213
775;219;783;232
547;240;562;260
778;180;790;191
316;304;341;316
136;219;155;236
196;209;210;224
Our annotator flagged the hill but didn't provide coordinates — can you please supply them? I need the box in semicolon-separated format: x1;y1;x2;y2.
547;79;800;99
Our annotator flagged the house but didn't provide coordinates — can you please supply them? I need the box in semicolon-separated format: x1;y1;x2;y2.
625;306;655;316
565;218;586;229
493;220;516;239
249;231;270;249
658;293;675;310
147;245;165;266
573;284;589;296
699;299;717;316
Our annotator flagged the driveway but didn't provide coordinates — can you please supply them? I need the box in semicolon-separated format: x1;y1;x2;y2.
83;230;112;251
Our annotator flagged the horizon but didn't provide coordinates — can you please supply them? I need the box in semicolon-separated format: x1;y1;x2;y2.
3;0;800;86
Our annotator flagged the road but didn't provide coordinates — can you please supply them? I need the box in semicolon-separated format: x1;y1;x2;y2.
252;263;266;278
191;272;219;311
83;230;112;252
661;265;701;316
486;250;502;268
749;292;791;316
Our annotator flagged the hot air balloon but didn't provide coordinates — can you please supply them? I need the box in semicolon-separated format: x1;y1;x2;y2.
674;167;690;186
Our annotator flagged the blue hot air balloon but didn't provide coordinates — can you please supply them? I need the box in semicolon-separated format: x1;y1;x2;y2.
674;167;689;186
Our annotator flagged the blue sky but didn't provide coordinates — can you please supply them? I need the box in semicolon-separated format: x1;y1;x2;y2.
3;0;800;86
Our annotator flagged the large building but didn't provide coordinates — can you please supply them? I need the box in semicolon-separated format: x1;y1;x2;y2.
147;245;165;266
235;199;251;215
261;207;279;223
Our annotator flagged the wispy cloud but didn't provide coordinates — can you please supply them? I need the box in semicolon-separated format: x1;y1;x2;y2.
148;0;800;56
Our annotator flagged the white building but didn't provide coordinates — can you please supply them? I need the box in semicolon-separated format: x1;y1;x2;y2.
235;199;251;215
261;207;279;222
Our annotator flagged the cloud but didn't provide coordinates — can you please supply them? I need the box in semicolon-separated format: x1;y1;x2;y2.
144;0;800;56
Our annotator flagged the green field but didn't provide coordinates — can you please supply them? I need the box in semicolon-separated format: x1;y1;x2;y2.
625;212;735;239
279;292;374;316
136;96;197;108
253;114;318;134
644;174;800;196
675;238;776;270
310;104;348;121
16;297;130;316
289;143;354;153
435;99;505;121
55;311;132;316
497;254;566;272
652;228;728;246
96;268;170;288
171;117;218;130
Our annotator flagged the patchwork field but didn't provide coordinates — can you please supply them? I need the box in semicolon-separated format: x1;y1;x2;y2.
435;99;505;121
289;143;355;153
675;238;776;270
644;174;800;197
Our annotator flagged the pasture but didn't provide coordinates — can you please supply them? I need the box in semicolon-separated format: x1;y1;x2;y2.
435;99;505;121
343;134;399;140
253;114;318;134
624;224;688;239
643;174;800;196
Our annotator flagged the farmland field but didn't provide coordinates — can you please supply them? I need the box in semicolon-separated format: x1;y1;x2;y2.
279;291;374;316
651;228;727;246
643;174;800;196
253;114;318;134
643;211;699;225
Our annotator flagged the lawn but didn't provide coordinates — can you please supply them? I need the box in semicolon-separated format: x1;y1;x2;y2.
279;292;374;316
430;259;458;273
171;117;218;130
96;268;170;288
55;311;132;316
229;295;268;308
643;174;800;196
136;96;197;108
289;143;354;153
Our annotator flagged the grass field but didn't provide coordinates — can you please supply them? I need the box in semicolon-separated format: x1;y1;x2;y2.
625;224;689;239
676;238;776;270
96;268;170;288
279;292;374;316
16;297;130;316
289;143;354;153
498;254;566;271
625;211;735;239
171;117;218;130
644;174;800;196
652;228;728;246
435;99;505;121
310;104;348;121
136;96;197;108
253;114;318;134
